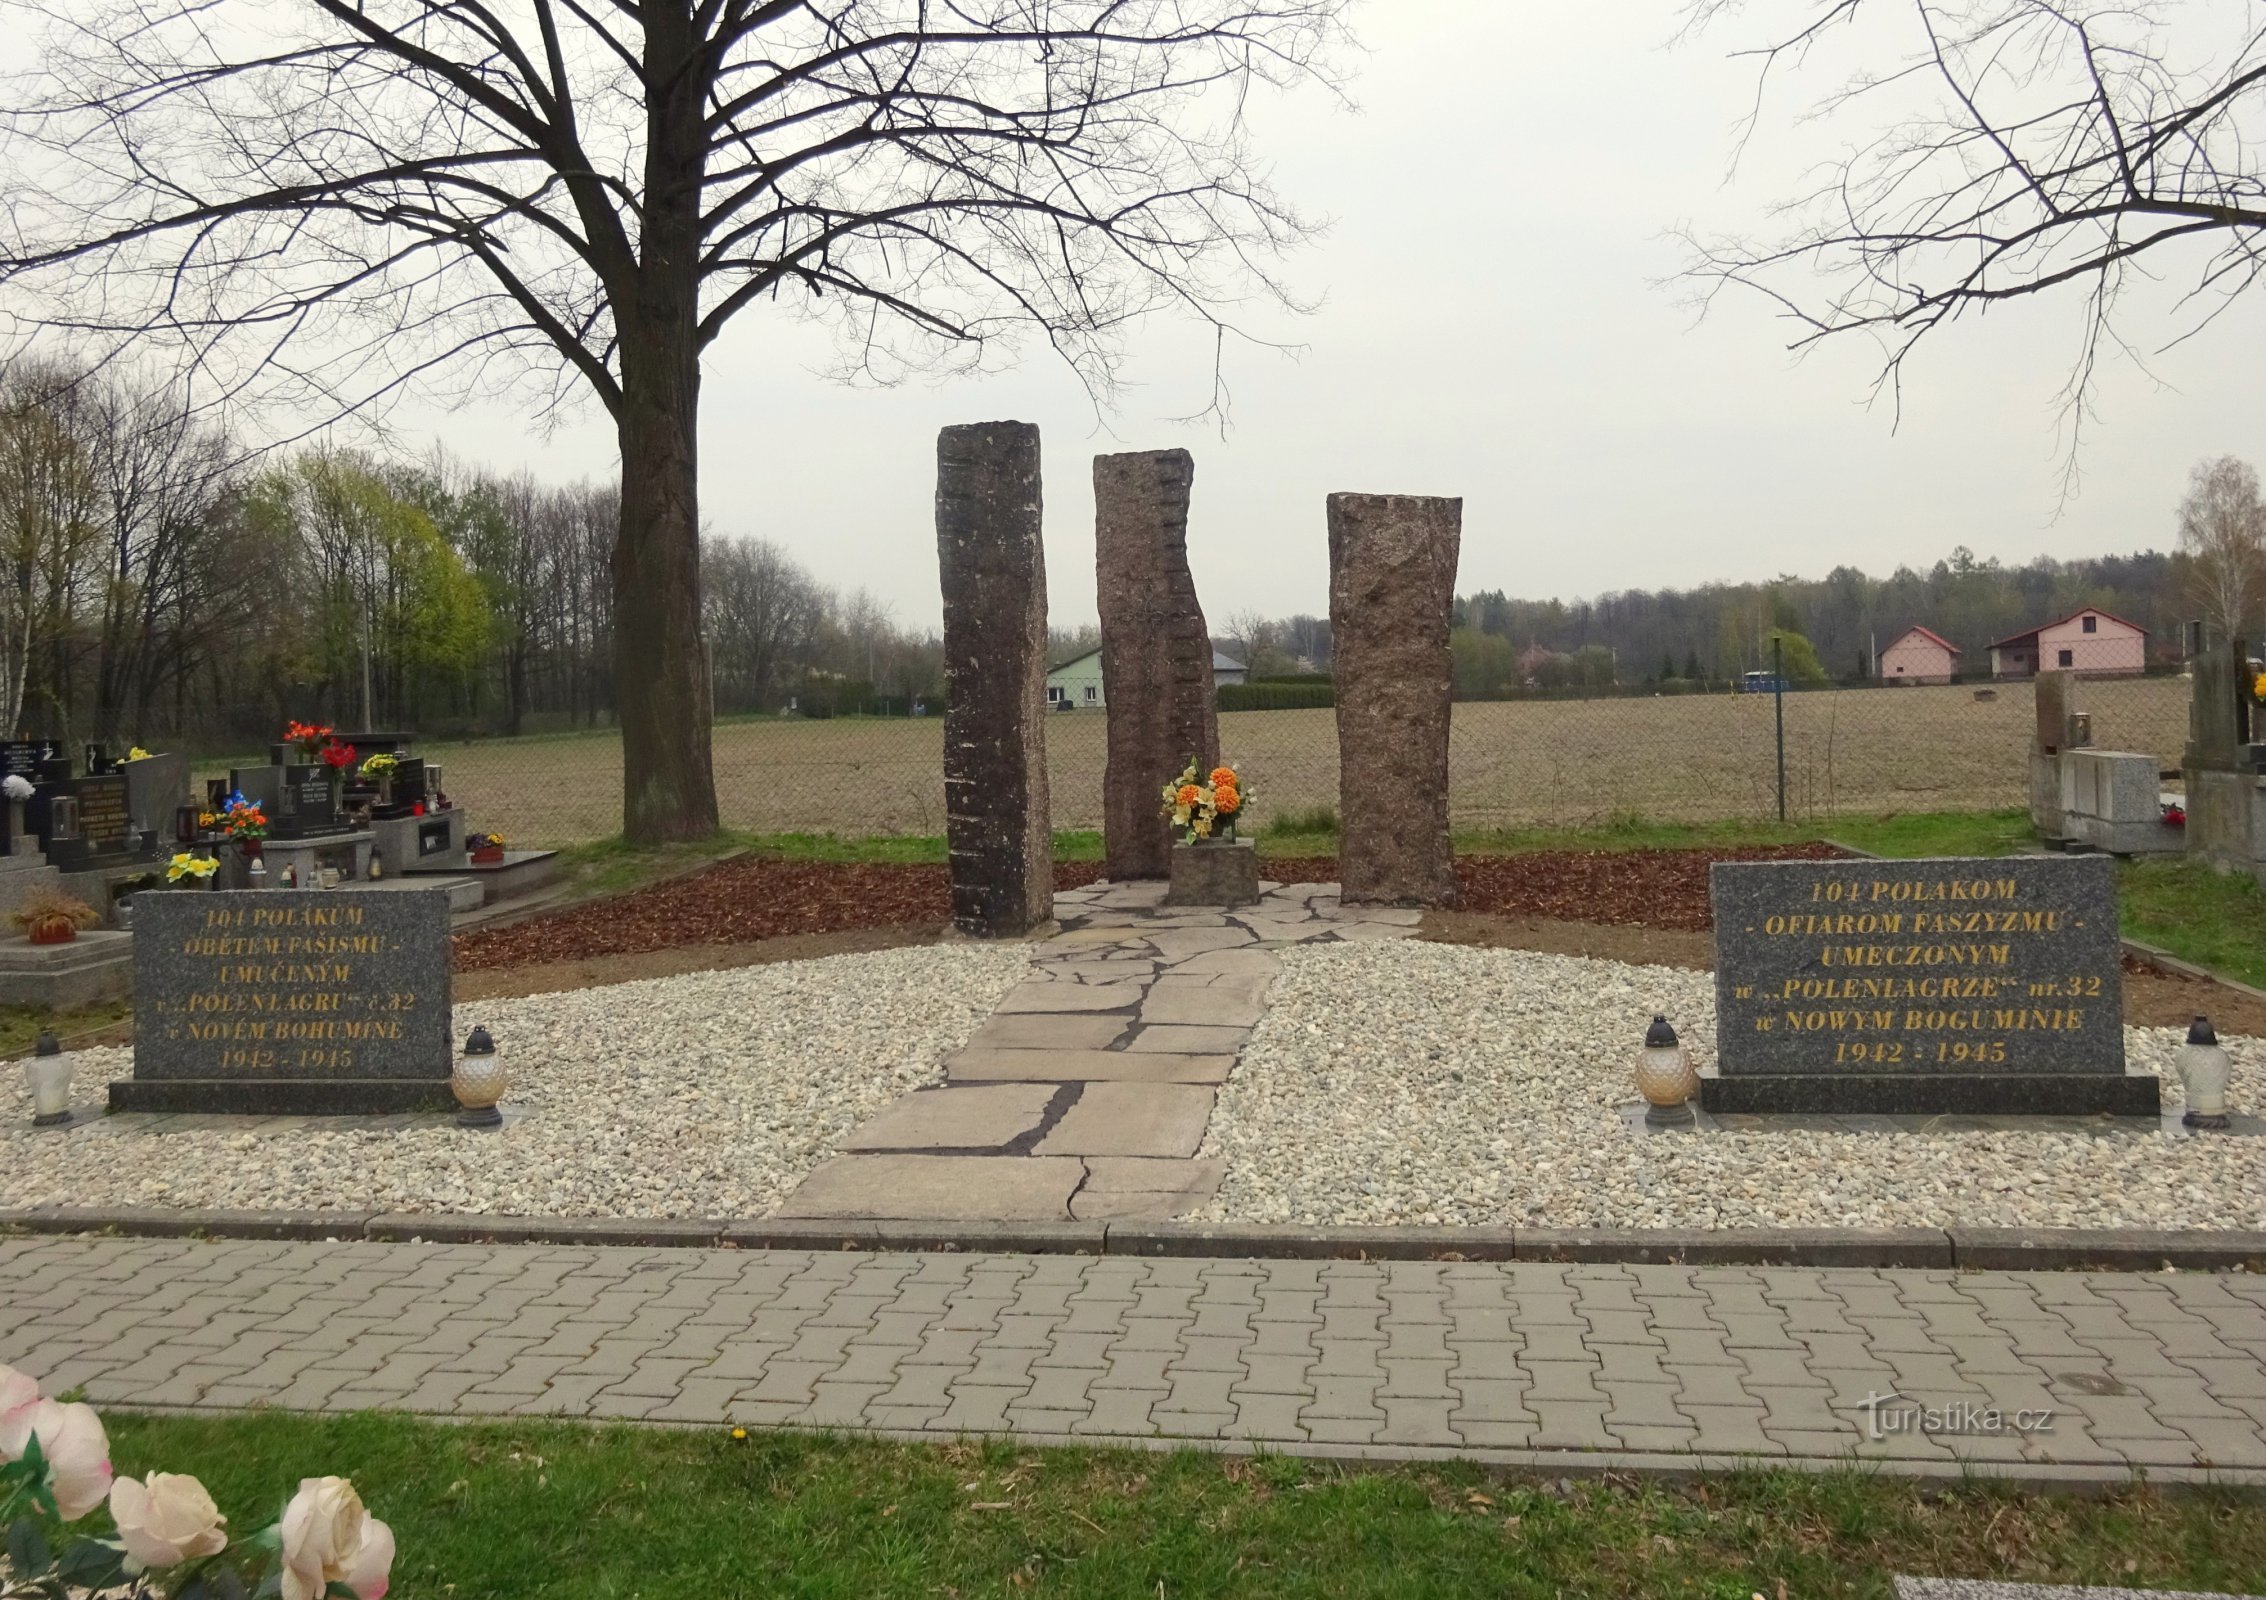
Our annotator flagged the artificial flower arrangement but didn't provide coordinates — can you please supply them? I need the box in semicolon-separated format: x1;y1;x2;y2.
2254;671;2266;707
318;739;358;775
9;890;101;945
1;775;31;804
215;793;267;843
125;747;151;762
1159;759;1250;844
357;753;397;780
1;1361;395;1600
283;721;334;761
165;852;218;886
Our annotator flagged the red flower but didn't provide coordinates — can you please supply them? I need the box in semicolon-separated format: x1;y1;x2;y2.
320;739;358;770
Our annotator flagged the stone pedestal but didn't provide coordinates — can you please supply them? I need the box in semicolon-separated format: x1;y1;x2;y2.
1165;839;1258;907
2059;749;2179;856
937;421;1053;938
1095;449;1219;880
1327;493;1461;907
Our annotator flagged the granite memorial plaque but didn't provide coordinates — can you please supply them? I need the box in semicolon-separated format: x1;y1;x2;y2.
111;888;455;1114
1704;854;2157;1116
74;774;132;855
272;764;340;838
0;740;56;778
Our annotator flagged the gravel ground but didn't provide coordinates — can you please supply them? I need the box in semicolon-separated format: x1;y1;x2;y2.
1199;941;2266;1232
0;946;1025;1218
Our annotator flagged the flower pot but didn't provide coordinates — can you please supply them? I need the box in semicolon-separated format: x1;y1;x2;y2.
1165;838;1258;907
26;919;78;945
470;846;504;865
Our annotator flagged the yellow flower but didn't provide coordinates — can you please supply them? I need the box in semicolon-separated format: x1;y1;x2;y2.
127;746;151;761
1193;816;1213;838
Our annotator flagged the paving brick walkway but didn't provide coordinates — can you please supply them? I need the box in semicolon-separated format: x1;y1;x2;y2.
775;879;1417;1223
7;1234;2265;1480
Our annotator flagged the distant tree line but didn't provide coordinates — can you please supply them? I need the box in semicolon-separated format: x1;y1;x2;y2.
0;363;945;750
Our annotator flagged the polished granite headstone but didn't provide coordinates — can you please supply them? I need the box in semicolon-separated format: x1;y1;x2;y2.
1705;854;2157;1116
111;888;454;1114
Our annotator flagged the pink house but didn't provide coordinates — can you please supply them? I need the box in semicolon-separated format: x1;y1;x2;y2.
1878;625;1959;685
1987;607;2148;679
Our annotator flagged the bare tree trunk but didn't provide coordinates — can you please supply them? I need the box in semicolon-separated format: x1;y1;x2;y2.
608;7;717;844
611;352;715;840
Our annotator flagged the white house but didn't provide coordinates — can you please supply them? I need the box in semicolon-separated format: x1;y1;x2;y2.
1044;648;1246;709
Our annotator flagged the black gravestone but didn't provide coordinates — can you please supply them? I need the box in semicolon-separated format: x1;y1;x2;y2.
271;764;341;839
110;888;456;1114
0;741;55;855
1705;854;2156;1115
42;774;137;868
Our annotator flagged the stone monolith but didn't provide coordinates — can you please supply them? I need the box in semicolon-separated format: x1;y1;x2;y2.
1094;449;1219;879
937;421;1052;937
1327;493;1461;907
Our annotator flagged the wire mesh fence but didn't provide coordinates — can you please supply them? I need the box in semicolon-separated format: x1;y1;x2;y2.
137;648;2188;849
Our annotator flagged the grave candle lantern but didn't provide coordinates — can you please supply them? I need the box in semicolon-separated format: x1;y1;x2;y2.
2178;1015;2232;1131
24;1028;70;1127
453;1024;506;1128
1636;1014;1698;1128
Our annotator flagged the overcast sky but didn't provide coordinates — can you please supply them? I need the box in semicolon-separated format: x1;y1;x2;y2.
401;2;2266;634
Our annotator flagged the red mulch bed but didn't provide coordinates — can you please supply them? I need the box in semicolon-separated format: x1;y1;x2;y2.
452;858;1106;972
453;843;1847;972
1261;843;1846;932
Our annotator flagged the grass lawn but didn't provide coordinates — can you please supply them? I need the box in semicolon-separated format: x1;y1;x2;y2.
89;1413;2266;1600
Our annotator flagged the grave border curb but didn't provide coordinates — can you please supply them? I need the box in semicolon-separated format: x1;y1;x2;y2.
6;1207;2266;1272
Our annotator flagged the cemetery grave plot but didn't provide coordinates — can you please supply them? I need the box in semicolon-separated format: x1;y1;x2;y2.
359;674;2190;845
2;945;1026;1218
1196;939;2266;1234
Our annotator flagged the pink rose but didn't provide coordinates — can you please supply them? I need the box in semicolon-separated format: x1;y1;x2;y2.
0;1362;36;1435
110;1471;229;1570
2;1399;113;1520
279;1477;394;1600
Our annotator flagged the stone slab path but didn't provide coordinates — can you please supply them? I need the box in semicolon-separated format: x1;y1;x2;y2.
8;1234;2266;1482
777;879;1417;1224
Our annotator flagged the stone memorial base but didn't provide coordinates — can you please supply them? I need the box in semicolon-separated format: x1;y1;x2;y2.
1700;1073;2160;1117
261;829;373;889
370;808;468;873
403;846;560;906
1166;840;1258;907
107;1076;456;1115
0;928;132;1010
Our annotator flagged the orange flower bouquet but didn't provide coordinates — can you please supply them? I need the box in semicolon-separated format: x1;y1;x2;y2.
1159;759;1252;844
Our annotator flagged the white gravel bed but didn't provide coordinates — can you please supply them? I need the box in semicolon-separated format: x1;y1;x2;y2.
1199;941;2266;1232
0;945;1026;1218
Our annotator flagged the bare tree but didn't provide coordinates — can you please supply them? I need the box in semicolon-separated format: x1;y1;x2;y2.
1221;607;1280;673
2178;455;2266;647
1683;1;2266;456
0;0;1345;840
705;533;821;712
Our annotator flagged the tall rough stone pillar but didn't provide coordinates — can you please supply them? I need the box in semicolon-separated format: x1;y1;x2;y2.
937;421;1053;937
1327;493;1461;907
1094;449;1220;879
